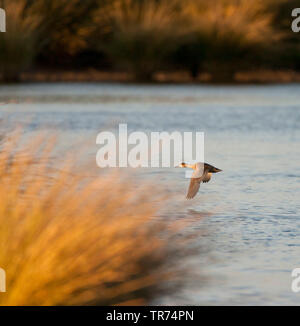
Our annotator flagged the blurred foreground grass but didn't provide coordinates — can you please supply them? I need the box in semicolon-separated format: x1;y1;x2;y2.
0;130;197;306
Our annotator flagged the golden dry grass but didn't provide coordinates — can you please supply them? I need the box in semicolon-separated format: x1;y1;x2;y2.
177;0;282;81
183;0;277;45
0;130;192;306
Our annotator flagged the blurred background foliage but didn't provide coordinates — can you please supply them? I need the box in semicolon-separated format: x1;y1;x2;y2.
0;0;299;82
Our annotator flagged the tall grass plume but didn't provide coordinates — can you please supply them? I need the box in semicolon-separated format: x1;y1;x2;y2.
94;0;182;81
0;130;197;306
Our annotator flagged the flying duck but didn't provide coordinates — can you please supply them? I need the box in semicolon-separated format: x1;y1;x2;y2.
177;162;222;199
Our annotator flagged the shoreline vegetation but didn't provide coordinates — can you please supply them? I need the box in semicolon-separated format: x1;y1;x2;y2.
0;0;299;84
14;69;300;84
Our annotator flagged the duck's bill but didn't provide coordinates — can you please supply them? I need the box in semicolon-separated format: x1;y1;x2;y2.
214;168;222;172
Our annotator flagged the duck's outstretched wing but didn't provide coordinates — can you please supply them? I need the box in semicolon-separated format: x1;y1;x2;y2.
186;168;209;199
186;177;202;199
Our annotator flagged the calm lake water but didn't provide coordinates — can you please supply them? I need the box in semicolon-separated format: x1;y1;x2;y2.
1;83;300;305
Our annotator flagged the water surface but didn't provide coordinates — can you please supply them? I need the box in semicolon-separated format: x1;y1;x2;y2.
1;83;300;305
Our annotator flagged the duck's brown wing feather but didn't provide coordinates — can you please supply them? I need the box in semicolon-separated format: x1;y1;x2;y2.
186;169;210;199
186;178;202;199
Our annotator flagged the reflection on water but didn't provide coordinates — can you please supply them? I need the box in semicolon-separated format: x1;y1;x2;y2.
1;83;300;305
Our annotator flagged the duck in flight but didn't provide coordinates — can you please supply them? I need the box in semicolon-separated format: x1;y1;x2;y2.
177;162;222;199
